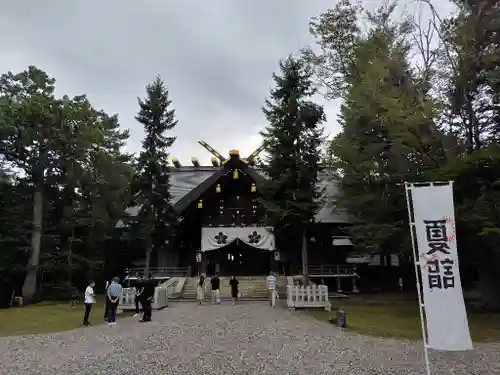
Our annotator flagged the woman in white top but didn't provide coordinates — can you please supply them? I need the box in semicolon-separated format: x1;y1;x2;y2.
197;274;206;305
83;280;96;326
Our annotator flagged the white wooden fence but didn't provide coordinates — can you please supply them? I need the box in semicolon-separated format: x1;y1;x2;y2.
286;285;330;310
118;287;169;311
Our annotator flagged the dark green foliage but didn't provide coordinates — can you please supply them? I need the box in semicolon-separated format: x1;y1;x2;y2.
129;76;177;268
0;66;133;300
260;56;325;237
306;0;500;307
0;177;31;271
326;3;442;253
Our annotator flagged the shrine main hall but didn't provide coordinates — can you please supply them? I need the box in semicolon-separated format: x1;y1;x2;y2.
121;141;353;277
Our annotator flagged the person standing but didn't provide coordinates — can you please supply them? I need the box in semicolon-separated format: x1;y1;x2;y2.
133;278;143;317
140;275;155;322
229;276;239;306
82;280;95;326
197;273;206;305
210;273;220;304
266;271;277;307
107;277;122;325
104;279;111;322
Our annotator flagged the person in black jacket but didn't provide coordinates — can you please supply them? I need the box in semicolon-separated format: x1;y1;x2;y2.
210;273;221;304
103;279;111;322
140;275;155;322
229;276;239;306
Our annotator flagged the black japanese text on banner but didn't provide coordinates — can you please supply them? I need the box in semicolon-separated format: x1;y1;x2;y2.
409;183;472;351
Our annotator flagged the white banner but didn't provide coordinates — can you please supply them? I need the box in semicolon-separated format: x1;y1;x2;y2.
408;182;473;351
201;226;275;252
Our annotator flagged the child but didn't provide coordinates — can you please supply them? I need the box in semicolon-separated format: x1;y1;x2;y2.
82;280;96;326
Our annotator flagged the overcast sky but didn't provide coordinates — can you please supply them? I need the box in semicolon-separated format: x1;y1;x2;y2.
1;0;456;165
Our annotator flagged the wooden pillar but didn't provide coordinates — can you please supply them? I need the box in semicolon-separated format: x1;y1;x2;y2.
201;251;207;275
336;266;342;292
352;274;358;293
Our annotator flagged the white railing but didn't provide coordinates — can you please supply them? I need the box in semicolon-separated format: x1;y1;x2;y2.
294;264;359;293
152;286;169;309
286;285;330;310
118;287;169;311
300;265;357;277
158;278;180;297
119;288;136;309
126;267;190;277
166;282;177;297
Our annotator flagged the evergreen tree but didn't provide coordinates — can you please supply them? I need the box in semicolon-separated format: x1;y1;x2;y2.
329;5;443;254
0;67;60;301
132;76;177;274
0;66;134;300
260;56;325;283
306;0;500;303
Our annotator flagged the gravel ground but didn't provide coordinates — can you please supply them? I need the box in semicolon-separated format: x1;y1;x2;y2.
0;302;499;375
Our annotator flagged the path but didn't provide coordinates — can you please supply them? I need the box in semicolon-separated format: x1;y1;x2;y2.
0;302;498;375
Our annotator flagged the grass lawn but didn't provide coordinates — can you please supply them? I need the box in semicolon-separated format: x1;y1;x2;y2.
0;298;132;337
307;294;500;342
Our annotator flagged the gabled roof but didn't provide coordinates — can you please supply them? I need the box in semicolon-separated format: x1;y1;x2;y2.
119;162;350;226
171;158;263;214
252;169;349;223
315;175;349;223
120;167;217;218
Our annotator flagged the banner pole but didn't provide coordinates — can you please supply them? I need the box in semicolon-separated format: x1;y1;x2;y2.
404;182;432;375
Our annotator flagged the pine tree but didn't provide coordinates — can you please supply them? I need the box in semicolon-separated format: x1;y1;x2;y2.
260;56;325;283
0;66;59;301
133;76;177;275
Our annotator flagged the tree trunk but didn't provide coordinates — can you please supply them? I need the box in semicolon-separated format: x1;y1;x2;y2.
22;130;48;303
22;186;43;301
301;228;309;286
60;182;76;288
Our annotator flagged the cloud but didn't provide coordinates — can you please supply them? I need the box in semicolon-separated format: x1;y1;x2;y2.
0;0;456;164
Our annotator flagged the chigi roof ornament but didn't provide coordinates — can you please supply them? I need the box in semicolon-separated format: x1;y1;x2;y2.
171;157;181;168
197;140;267;166
166;140;267;166
191;157;200;168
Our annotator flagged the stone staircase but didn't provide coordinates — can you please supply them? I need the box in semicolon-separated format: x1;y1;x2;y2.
180;276;284;301
180;278;199;300
235;277;268;299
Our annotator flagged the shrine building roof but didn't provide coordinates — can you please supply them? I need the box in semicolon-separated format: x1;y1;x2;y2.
120;164;350;226
118;142;351;226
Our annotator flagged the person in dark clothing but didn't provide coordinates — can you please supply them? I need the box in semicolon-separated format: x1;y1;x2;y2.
229;276;239;306
140;276;155;322
210;273;220;304
104;279;111;322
